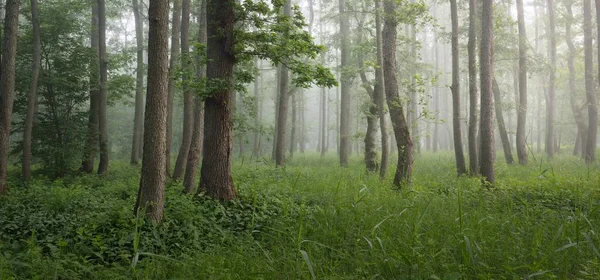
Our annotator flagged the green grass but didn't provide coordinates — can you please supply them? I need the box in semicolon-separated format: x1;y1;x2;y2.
1;152;600;279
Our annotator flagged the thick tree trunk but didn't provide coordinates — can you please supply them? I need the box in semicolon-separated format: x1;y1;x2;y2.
274;0;291;167
383;0;413;186
493;79;515;164
131;0;145;165
81;2;99;173
515;0;528;165
479;0;495;184
545;0;556;158
0;0;20;195
198;0;237;200
375;0;388;178
468;0;478;175
134;0;170;222
22;0;41;179
166;0;182;176
339;0;351;167
450;0;466;175
97;0;109;176
173;0;193;180
183;0;206;194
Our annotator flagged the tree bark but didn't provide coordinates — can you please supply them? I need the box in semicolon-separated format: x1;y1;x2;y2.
22;0;41;179
97;0;109;175
588;0;600;163
0;0;20;195
383;0;413;186
172;0;193;179
515;0;528;165
450;0;466;175
274;0;291;167
131;0;145;165
166;0;182;176
183;0;206;194
339;0;351;167
375;0;388;178
252;60;261;159
493;79;515;164
468;0;478;175
81;1;99;173
545;0;556;158
289;91;297;158
479;0;495;184
198;0;237;200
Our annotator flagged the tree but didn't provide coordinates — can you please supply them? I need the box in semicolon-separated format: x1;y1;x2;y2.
450;0;466;175
479;0;495;184
339;0;351;167
383;0;413;186
515;0;528;165
81;1;100;174
0;0;20;195
493;79;514;164
585;0;597;163
467;0;478;175
166;0;182;176
22;0;41;179
134;0;170;222
130;0;145;165
97;0;109;176
274;0;291;167
173;0;193;180
545;0;556;158
375;0;388;178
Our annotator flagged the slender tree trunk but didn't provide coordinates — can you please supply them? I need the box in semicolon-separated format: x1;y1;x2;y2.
81;1;99;173
545;0;556;158
97;0;109;175
468;0;478;175
289;91;297;158
172;0;193;180
198;0;237;200
479;0;495;184
375;0;388;178
0;0;20;195
183;0;206;194
22;0;41;179
493;79;515;164
450;0;466;175
433;39;440;153
383;0;413;186
274;2;291;167
252;60;261;158
134;0;170;222
339;0;351;167
166;0;182;176
588;0;600;163
516;0;528;164
131;0;145;165
320;87;327;157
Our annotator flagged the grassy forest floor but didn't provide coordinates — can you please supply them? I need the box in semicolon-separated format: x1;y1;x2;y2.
1;152;600;279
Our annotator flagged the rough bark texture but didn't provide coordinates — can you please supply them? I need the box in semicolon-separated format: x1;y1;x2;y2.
0;0;20;195
81;2;100;174
493;79;514;164
479;0;495;184
383;0;413;187
468;0;478;175
274;0;291;167
589;0;600;163
339;0;351;167
22;0;41;179
173;0;193;180
375;0;388;178
183;0;206;194
97;0;109;176
450;0;466;175
198;0;237;200
545;0;556;158
134;0;170;222
166;0;182;176
516;0;528;165
130;0;145;165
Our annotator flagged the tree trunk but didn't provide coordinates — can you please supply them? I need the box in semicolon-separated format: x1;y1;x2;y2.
252;60;261;159
183;0;206;194
289;91;297;158
467;0;478;175
81;1;99;173
320;87;327;157
493;79;515;164
131;0;145;165
339;0;351;167
274;0;291;167
516;0;528;165
383;0;413;186
22;0;41;179
450;0;466;175
0;0;20;195
134;0;170;222
198;0;237;200
588;0;600;163
166;0;182;176
375;0;388;178
97;0;109;176
545;0;556;158
173;0;193;180
479;0;495;184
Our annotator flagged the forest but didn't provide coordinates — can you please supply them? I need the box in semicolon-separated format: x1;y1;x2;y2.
0;0;599;278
